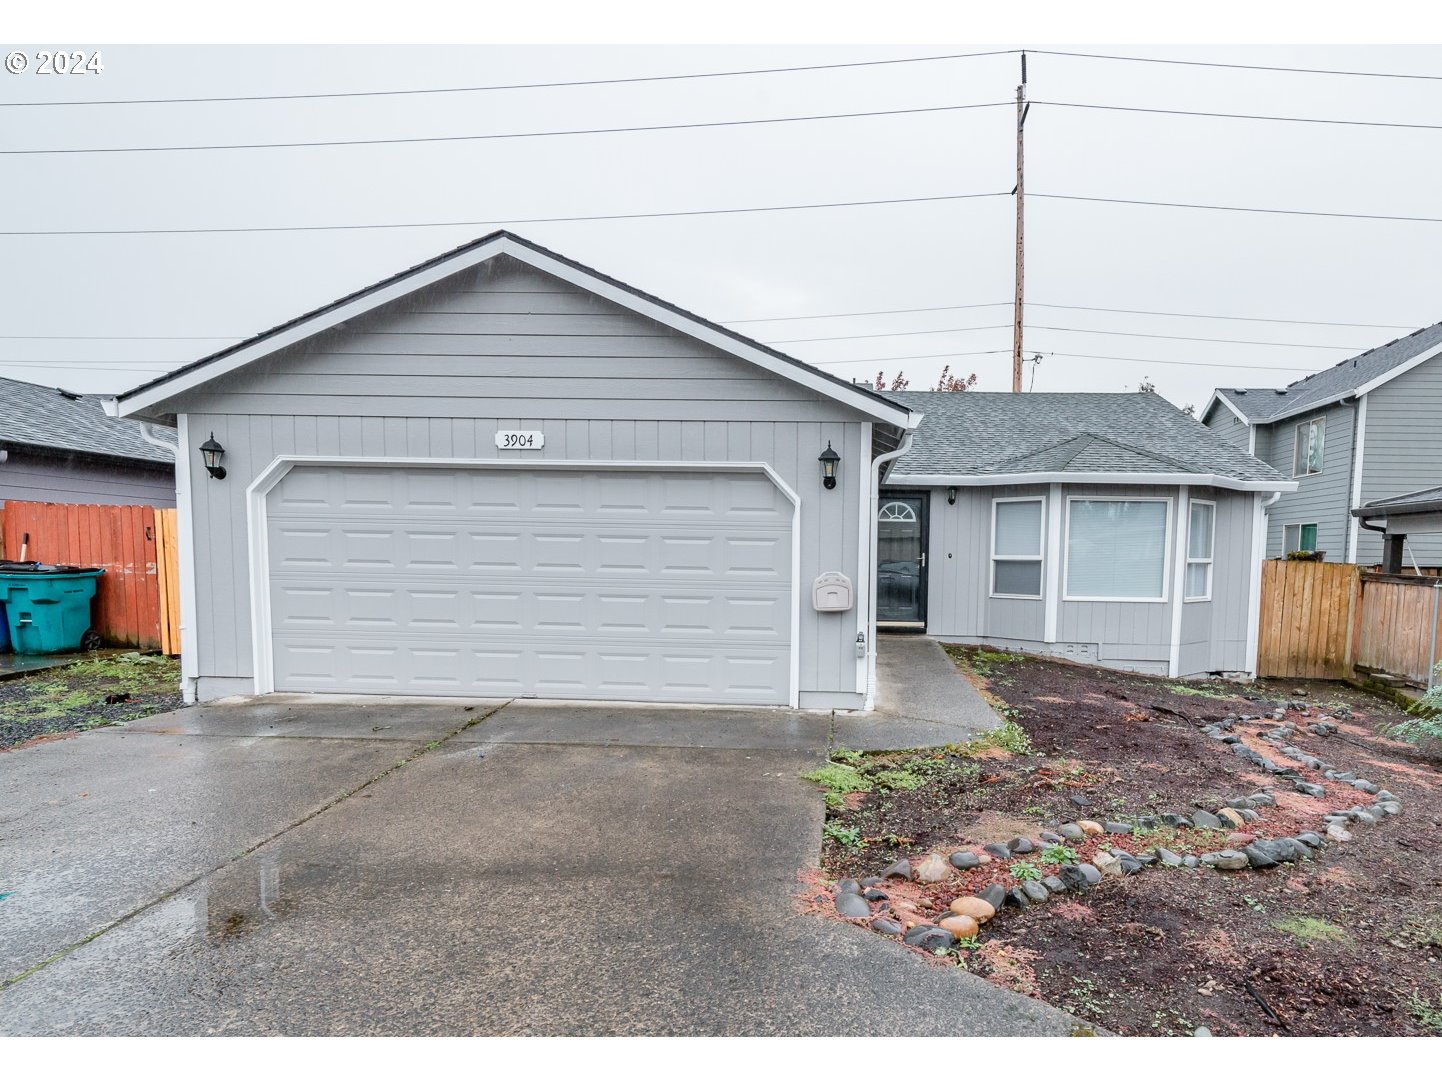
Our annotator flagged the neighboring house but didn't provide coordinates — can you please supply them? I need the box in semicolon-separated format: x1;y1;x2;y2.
1201;321;1442;568
108;231;1290;706
0;375;176;507
876;392;1293;678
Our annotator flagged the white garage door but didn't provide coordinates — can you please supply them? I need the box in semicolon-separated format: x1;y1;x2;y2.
264;465;794;704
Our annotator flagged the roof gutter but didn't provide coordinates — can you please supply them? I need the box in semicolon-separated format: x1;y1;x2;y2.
1353;498;1442;523
886;471;1297;493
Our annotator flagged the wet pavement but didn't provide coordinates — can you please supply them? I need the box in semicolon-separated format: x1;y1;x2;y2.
0;654;1077;1035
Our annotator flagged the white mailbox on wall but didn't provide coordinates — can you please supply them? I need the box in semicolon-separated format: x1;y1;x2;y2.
812;572;854;613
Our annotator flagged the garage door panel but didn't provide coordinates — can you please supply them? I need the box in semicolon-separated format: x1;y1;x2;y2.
267;466;793;704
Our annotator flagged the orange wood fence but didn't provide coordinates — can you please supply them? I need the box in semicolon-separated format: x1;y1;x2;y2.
0;501;180;654
1258;559;1442;686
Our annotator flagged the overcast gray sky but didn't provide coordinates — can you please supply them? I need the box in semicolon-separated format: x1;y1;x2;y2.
3;43;1440;413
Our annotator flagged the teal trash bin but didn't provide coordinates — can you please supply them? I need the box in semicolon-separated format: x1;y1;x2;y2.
0;566;105;655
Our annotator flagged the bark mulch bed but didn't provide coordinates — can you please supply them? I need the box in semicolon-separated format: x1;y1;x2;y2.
811;646;1442;1037
0;653;182;750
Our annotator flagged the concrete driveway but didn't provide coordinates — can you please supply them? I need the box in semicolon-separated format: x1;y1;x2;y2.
0;662;1079;1035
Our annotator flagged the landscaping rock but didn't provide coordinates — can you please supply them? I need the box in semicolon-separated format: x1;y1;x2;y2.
1008;836;1035;854
1243;844;1279;869
1238;808;1260;823
949;850;981;870
1059;823;1086;841
1004;887;1032;910
1104;821;1134;835
1039;831;1063;844
1353;810;1378;826
1093;851;1124;877
939;914;980;939
1295;831;1323;849
1077;820;1105;835
1294;781;1326;798
1326;822;1353;842
1042;874;1068;895
1225;796;1256;809
869;917;903;935
915;853;950;883
978;883;1008;910
1216;808;1246;828
860;876;882;888
1069;794;1091;809
1182;855;1200;868
1162;813;1193;828
903;925;957;951
1226;832;1256;847
1058;865;1092;891
1022;880;1051;904
1155;847;1183;867
1353;779;1380;795
1117;854;1144;875
835;878;862;895
1376;790;1398;803
983;842;1012;859
1378;801;1402;816
863;888;889;902
880;859;912;880
950;896;996;922
1191;810;1225;830
1136;815;1159;830
835;892;871;917
1201;850;1249;871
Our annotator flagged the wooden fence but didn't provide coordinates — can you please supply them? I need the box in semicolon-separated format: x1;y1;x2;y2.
1257;558;1442;687
0;501;180;654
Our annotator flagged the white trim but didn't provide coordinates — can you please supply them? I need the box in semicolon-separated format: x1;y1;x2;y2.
1168;486;1191;676
1183;498;1216;603
887;471;1296;493
1290;416;1325;478
174;415;200;703
1353;339;1442;397
1245;492;1277;677
865;430;917;710
855;422;873;697
989;495;1045;600
1062;495;1174;604
1043;483;1063;642
114;235;915;430
1347;393;1367;562
245;456;804;709
1248;425;1257;457
1205;391;1252;427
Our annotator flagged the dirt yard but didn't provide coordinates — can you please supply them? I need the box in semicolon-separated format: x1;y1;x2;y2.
811;646;1442;1037
0;653;182;750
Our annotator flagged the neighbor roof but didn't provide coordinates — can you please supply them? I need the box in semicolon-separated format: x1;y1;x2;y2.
110;230;914;431
1353;485;1442;520
1212;318;1442;425
0;375;175;465
883;391;1291;491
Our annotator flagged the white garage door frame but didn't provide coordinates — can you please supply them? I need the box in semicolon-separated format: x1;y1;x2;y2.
245;456;803;706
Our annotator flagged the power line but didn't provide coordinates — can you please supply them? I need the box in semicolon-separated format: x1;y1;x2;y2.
1029;49;1442;82
0;50;1021;108
0;101;1010;156
728;300;1415;330
1032;192;1442;224
1035;350;1314;372
772;323;1364;349
0;191;1007;237
1036;99;1442;132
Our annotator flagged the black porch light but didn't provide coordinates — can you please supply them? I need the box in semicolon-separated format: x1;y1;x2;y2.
199;432;227;480
818;441;840;490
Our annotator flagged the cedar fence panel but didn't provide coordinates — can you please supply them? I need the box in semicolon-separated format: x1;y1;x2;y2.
1355;573;1442;687
1256;559;1359;680
0;500;180;654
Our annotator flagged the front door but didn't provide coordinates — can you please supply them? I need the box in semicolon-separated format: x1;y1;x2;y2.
877;494;928;623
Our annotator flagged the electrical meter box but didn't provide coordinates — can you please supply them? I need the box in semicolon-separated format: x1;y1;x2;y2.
812;572;854;613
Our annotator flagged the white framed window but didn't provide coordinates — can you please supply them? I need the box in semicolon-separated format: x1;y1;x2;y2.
1292;417;1325;477
991;496;1044;598
1185;499;1215;601
1064;497;1172;602
1283;523;1319;554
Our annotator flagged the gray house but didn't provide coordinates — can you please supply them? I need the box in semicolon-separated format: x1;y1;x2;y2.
876;392;1294;678
1202;320;1442;569
110;232;917;708
108;232;1290;707
0;375;176;507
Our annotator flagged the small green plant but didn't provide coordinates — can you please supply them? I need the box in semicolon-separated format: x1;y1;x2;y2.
822;822;865;850
1272;915;1347;943
1023;804;1046;817
951;719;1032;758
830;746;865;765
1166;682;1232;700
1011;861;1041;881
872;768;925;792
1242;895;1266;914
1409;992;1442;1034
968;649;1023;677
1382;666;1442;745
800;762;873;809
1040;843;1079;864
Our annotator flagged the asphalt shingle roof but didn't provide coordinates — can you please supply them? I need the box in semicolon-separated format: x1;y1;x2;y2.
0;375;176;465
884;390;1286;485
1216;319;1442;424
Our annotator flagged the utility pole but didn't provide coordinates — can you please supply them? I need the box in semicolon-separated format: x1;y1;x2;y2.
1012;52;1029;393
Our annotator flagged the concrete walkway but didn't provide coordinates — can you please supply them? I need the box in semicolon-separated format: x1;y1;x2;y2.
0;654;1074;1036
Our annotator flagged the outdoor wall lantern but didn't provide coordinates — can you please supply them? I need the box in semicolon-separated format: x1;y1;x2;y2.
818;442;840;490
948;486;958;505
199;432;227;480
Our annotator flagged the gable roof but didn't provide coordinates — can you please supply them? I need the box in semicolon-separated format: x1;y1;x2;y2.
1210;318;1442;425
109;230;915;431
882;391;1292;492
0;374;175;466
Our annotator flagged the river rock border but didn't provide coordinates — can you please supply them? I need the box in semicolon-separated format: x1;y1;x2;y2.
828;701;1404;954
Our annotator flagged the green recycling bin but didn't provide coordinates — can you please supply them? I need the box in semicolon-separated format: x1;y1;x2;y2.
0;566;105;655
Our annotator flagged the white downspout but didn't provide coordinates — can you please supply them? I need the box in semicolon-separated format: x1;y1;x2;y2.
865;423;919;710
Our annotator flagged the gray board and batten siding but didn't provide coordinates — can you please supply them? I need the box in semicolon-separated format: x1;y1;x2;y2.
0;448;175;507
145;252;889;708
